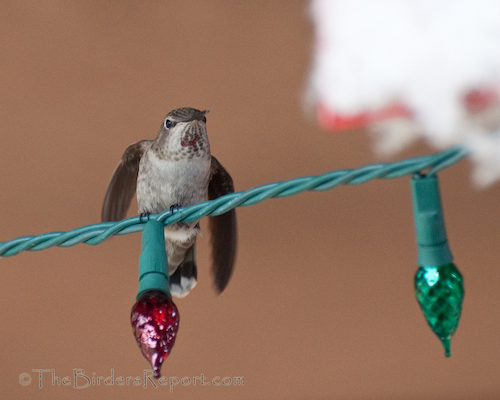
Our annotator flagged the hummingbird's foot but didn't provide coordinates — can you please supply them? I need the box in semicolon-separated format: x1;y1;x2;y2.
169;204;186;228
169;204;181;214
139;212;151;222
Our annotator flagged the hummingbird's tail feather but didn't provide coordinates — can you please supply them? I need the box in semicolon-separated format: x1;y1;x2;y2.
169;243;198;298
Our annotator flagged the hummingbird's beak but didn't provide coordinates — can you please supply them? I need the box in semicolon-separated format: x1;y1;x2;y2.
186;109;209;122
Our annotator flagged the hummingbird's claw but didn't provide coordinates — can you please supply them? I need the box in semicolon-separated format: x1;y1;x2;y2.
169;204;181;214
169;204;187;228
139;212;151;222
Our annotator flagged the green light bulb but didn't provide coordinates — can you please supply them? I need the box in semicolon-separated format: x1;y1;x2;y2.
411;174;464;357
414;263;464;357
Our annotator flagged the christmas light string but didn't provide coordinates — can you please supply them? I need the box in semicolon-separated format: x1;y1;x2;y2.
0;143;470;375
0;144;467;257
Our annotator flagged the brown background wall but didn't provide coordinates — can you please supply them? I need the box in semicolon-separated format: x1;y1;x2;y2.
1;1;500;399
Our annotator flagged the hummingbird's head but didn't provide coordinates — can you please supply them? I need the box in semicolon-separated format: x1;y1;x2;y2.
154;107;211;160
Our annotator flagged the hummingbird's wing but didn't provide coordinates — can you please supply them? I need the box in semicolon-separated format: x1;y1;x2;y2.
102;140;150;222
208;156;238;294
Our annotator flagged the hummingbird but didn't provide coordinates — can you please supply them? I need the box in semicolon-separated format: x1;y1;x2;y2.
102;107;237;298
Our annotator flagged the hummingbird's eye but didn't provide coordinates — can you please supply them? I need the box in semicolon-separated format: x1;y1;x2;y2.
202;116;207;123
164;119;172;129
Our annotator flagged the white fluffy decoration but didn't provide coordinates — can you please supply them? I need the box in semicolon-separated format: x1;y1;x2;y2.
308;0;500;185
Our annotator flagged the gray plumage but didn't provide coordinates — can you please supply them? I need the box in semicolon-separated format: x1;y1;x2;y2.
102;107;237;297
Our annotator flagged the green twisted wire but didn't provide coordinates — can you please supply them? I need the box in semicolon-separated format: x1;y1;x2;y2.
0;145;468;257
